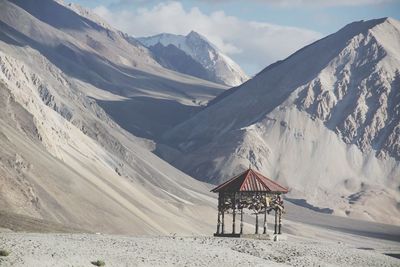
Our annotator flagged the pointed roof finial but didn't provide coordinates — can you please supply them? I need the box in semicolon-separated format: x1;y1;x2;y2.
249;163;252;170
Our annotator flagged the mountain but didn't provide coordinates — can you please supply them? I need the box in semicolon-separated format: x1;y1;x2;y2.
162;18;400;224
138;31;249;87
0;0;225;234
2;0;227;141
147;43;211;82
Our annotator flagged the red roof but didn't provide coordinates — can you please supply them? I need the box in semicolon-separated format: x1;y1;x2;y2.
211;168;288;193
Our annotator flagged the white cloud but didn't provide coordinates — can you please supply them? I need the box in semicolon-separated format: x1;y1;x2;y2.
93;1;323;75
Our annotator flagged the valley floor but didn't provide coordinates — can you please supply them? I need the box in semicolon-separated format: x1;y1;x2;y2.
0;232;399;267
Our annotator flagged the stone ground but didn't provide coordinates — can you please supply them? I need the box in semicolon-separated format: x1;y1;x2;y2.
0;233;399;267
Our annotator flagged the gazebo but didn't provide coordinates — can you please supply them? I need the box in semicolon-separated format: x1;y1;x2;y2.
211;167;288;238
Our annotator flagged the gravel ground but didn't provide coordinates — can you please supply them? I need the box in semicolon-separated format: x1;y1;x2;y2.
0;233;399;267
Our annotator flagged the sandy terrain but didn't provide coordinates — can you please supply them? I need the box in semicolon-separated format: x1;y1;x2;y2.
1;199;399;266
0;210;86;234
0;232;399;267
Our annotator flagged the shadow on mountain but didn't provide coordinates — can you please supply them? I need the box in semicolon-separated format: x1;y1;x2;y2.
285;198;334;214
284;201;400;242
11;0;107;32
0;21;224;96
97;97;200;140
0;20;223;140
148;43;212;82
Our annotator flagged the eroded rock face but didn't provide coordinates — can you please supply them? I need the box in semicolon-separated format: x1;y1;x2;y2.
295;31;400;160
0;83;41;218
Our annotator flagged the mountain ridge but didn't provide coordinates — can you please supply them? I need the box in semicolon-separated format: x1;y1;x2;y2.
138;31;249;87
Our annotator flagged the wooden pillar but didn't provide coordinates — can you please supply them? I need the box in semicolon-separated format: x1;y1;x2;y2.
274;208;278;234
232;193;236;234
216;211;221;234
278;208;282;234
240;208;243;234
221;210;225;234
255;212;259;234
216;195;221;234
263;207;267;234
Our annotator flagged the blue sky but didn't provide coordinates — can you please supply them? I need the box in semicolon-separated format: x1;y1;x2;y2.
71;0;400;75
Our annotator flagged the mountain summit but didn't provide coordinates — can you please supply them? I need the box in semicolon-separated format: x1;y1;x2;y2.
138;31;249;87
162;18;400;224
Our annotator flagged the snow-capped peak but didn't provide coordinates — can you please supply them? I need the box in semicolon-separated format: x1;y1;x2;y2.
186;30;217;50
139;31;249;87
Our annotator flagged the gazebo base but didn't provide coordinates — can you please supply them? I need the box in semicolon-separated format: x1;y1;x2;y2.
213;233;274;240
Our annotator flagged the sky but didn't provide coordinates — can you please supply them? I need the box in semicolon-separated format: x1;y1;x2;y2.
70;0;400;75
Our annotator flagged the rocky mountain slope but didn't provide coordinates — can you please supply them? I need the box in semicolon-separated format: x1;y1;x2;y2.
163;18;400;224
139;31;249;87
0;0;224;234
3;0;227;140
